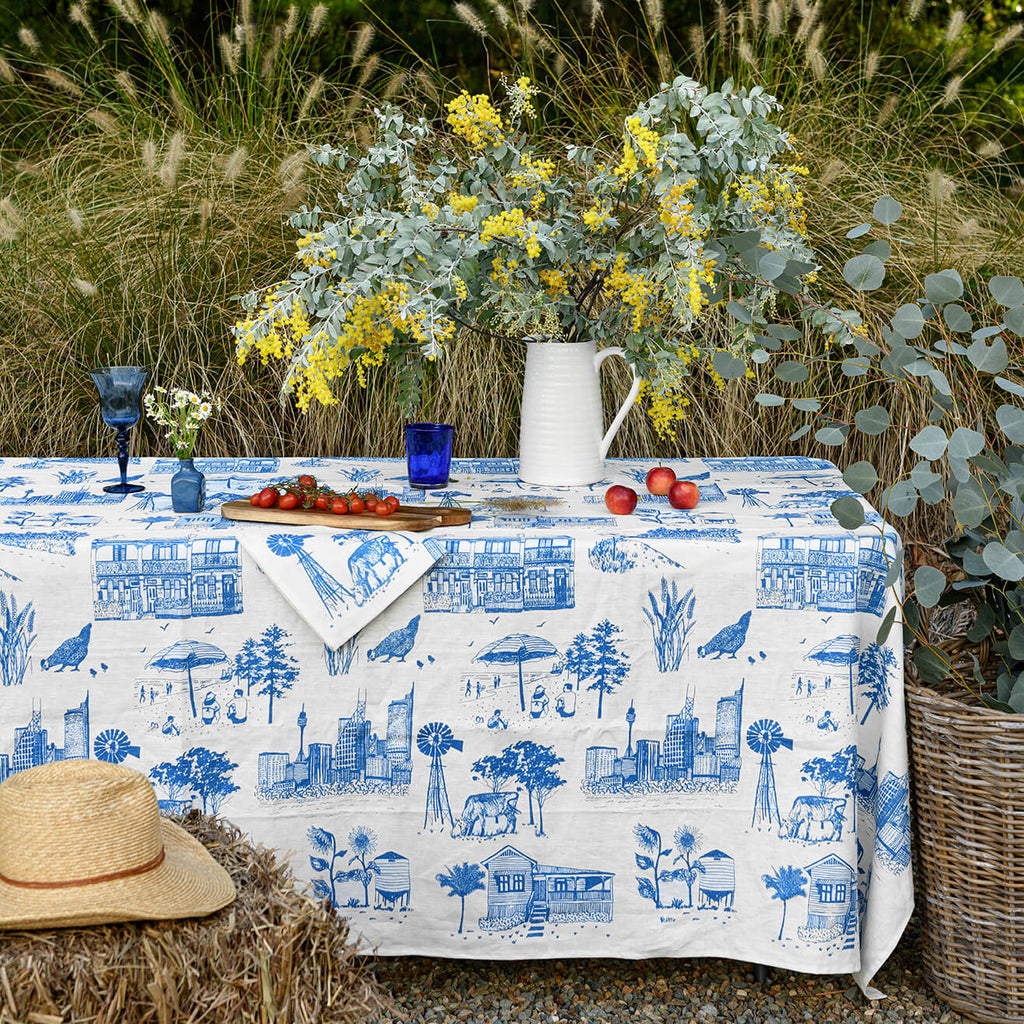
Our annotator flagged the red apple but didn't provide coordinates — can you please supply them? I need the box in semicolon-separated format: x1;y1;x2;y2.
668;480;700;509
605;484;638;515
645;465;677;496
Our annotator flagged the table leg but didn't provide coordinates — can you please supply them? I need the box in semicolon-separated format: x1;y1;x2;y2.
753;964;770;985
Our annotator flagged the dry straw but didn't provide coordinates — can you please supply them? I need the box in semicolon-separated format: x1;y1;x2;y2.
0;812;387;1023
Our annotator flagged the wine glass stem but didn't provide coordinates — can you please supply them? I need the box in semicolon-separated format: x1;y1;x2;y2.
115;426;131;488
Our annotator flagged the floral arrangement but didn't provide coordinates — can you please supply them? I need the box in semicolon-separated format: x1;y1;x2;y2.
144;385;220;459
233;74;818;435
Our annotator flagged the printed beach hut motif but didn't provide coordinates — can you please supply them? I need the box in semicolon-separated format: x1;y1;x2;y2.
481;845;613;928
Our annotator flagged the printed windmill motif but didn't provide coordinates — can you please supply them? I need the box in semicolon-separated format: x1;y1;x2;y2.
93;727;140;763
748;719;793;830
418;721;463;830
266;533;358;616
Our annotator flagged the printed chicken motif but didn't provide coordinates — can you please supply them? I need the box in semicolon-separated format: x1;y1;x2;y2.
41;623;92;671
366;615;420;663
697;611;752;659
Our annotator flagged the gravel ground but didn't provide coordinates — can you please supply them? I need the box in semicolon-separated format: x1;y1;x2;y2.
366;915;968;1024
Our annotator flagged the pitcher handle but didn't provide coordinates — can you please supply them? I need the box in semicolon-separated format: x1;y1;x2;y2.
594;346;642;460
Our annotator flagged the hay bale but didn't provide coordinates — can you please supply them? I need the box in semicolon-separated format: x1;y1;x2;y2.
0;811;389;1023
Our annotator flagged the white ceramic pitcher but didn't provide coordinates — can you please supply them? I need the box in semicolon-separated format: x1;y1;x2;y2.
518;340;642;486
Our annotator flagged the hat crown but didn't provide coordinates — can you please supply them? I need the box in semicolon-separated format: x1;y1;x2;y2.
0;760;163;887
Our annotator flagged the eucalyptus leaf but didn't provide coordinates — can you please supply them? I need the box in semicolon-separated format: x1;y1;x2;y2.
989;275;1024;307
952;479;994;529
947;426;986;460
727;300;752;324
997;405;1024;443
909;425;949;460
872;195;903;224
840;357;871;376
712;351;747;379
884;480;919;517
815;426;848;446
842;461;879;494
843;253;885;291
912;644;949;684
1009;624;1024;661
982;541;1024;581
876;606;898;645
789;424;811;441
755;393;786;406
967;336;1008;374
758;251;788;280
766;324;802;341
996;377;1024;399
924;269;963;303
1009;677;1024;714
846;223;872;239
943;303;973;333
967;604;995;642
792;398;821;412
831;495;866;528
862;239;891;261
981;694;1016;713
913;565;946;608
891;303;925;339
854;406;890;435
1005;306;1024;336
884;553;903;586
775;360;810;383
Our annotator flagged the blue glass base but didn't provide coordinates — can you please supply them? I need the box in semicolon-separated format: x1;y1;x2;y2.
170;458;205;513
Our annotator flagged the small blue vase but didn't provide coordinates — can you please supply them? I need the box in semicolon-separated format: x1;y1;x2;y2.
171;458;205;513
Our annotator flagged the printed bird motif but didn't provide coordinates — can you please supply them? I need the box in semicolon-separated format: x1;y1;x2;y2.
41;623;92;672
697;611;752;660
366;615;420;663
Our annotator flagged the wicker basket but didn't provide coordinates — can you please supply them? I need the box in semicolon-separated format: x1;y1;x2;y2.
906;682;1024;1023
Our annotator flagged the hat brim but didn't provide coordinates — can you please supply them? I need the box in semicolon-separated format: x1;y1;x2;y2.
0;817;236;931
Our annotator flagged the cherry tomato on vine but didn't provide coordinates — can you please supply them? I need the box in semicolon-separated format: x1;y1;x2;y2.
249;493;261;506
364;494;378;511
314;494;330;511
375;503;392;517
384;495;400;513
331;498;350;515
257;487;279;509
278;493;300;511
349;496;365;515
297;474;317;490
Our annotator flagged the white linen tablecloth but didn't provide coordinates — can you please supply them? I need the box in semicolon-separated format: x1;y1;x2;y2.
0;455;911;997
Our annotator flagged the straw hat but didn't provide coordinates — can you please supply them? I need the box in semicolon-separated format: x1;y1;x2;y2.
0;759;236;930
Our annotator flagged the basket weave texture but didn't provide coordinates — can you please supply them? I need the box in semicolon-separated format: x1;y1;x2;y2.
906;682;1024;1024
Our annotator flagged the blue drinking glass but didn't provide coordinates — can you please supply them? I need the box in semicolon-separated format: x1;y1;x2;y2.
90;366;148;494
405;422;454;489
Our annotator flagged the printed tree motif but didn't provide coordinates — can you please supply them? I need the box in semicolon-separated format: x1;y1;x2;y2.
532;767;566;837
858;642;898;724
308;826;347;906
256;623;299;724
762;865;807;941
509;740;564;830
471;749;520;793
563;632;592;691
583;619;630;719
643;579;696;672
666;825;704;908
634;823;671;909
324;636;358;676
801;744;858;831
436;861;485;935
185;747;239;813
149;754;193;802
347;826;379;908
0;591;36;687
234;637;262;695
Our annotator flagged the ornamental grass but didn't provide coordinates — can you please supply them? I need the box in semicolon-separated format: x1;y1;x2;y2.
0;811;388;1023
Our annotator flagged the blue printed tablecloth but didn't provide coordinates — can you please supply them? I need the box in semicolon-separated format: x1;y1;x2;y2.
0;455;911;996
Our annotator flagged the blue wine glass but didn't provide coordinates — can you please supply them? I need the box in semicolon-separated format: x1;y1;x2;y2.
90;366;148;494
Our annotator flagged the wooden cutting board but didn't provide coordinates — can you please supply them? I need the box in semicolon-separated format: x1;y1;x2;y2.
220;500;472;533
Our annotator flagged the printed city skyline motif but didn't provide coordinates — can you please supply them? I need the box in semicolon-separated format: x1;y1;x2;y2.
0;695;90;780
257;688;414;800
582;685;744;794
423;536;575;614
755;535;888;616
91;536;242;620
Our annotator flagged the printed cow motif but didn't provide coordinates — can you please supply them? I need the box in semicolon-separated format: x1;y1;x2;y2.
453;791;519;837
348;535;404;602
780;795;847;842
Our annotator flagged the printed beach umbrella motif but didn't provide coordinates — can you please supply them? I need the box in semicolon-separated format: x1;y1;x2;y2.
805;635;860;716
147;640;228;719
474;633;559;713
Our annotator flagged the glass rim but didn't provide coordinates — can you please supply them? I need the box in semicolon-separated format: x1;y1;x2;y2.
89;365;149;375
404;422;454;432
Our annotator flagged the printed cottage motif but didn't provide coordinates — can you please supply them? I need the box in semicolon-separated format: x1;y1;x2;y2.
481;845;614;930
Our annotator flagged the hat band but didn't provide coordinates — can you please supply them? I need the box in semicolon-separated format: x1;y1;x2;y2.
0;846;166;890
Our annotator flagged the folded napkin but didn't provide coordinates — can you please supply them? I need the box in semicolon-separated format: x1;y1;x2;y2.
235;525;444;647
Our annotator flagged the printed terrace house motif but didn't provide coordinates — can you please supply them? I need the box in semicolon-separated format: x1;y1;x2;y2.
802;854;857;947
258;689;413;799
874;771;911;872
481;845;613;928
423;536;575;614
755;535;887;616
91;537;242;620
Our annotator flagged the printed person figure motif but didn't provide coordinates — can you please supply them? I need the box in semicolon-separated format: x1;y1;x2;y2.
487;709;508;730
227;688;248;724
202;691;220;725
555;683;576;717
